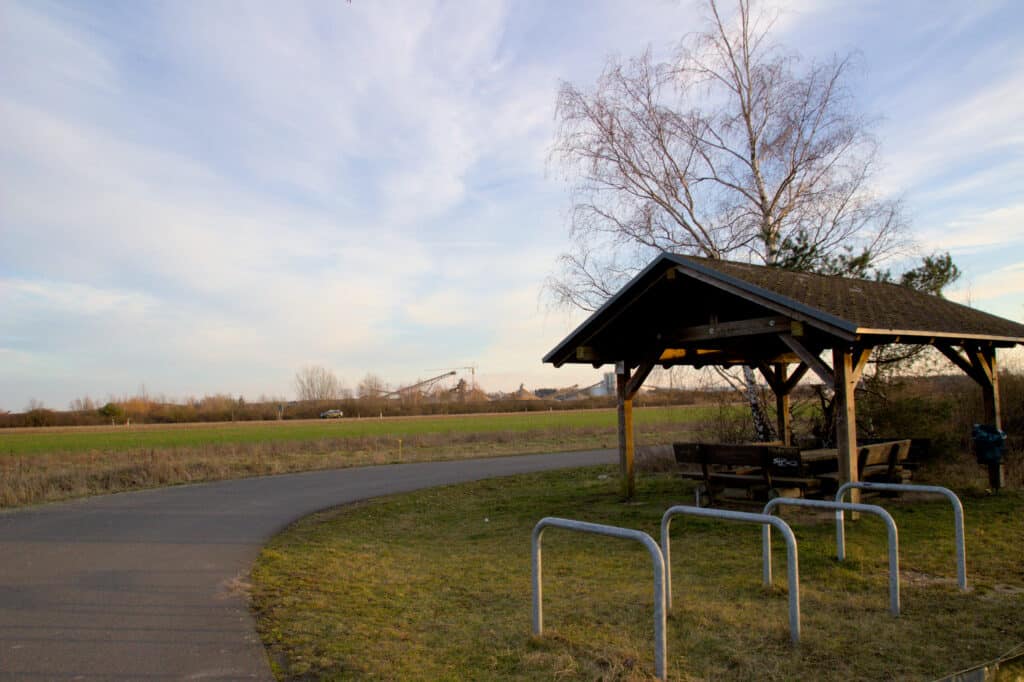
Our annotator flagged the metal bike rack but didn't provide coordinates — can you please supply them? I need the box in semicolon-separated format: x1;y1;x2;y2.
660;505;801;644
763;497;901;616
837;481;967;591
532;517;668;680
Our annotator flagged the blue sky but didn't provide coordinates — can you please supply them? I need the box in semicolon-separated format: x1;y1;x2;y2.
2;0;1023;411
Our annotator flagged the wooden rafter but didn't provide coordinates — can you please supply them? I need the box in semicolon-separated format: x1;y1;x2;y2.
778;334;835;390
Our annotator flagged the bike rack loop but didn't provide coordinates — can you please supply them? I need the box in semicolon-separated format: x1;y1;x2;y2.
660;505;801;644
763;497;901;617
836;481;967;591
532;517;668;681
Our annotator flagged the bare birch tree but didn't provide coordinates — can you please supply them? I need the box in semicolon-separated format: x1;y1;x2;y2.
549;0;916;440
551;0;908;306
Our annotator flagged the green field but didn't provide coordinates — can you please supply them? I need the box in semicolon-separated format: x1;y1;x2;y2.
0;406;711;456
0;406;717;508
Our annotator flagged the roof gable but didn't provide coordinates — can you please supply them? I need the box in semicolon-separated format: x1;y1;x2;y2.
545;253;1024;368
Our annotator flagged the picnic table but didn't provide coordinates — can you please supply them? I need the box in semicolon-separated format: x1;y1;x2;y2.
674;439;912;504
798;448;842;475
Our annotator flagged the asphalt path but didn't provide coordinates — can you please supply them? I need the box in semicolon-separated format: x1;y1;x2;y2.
0;449;615;681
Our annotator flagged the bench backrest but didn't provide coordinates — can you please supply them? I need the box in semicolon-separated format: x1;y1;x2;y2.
858;439;912;470
762;447;805;477
674;443;802;471
673;442;703;464
858;442;896;469
701;444;767;467
892;439;912;462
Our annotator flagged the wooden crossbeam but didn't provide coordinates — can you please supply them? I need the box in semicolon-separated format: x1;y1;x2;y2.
671;315;791;344
756;362;783;393
850;346;873;384
660;348;803;368
782;363;810;393
936;343;988;385
933;342;978;378
969;346;997;383
757;361;811;395
658;348;722;362
778;334;835;391
626;362;654;399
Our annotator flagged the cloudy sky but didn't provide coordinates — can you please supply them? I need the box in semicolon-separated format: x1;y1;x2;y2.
2;0;1023;411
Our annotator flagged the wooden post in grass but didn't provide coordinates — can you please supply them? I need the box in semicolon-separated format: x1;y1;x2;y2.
936;343;1005;490
616;363;634;500
833;347;860;506
775;363;791;447
758;362;807;447
616;361;654;500
979;347;1004;490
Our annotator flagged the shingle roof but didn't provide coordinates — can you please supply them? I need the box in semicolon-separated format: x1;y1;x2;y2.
544;252;1024;367
683;256;1024;340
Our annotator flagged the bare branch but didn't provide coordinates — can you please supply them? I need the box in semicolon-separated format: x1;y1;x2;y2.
547;0;907;303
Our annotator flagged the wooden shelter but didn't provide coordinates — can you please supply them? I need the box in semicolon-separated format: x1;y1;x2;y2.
544;253;1024;498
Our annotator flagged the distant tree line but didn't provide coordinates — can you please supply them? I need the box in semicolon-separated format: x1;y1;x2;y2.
0;382;715;428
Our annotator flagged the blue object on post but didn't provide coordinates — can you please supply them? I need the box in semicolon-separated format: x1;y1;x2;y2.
972;424;1006;465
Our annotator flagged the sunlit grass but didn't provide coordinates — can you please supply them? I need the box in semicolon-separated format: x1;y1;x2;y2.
251;468;1024;681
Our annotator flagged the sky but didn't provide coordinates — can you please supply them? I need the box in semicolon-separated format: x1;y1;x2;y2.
2;0;1023;411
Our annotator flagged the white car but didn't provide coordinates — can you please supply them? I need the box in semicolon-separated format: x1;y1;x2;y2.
319;409;344;419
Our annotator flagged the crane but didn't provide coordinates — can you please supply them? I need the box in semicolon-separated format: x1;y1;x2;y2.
380;371;457;399
428;364;478;390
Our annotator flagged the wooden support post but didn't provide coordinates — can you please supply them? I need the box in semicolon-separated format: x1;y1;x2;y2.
939;343;1004;490
775;363;792;446
980;348;1004;490
833;347;860;506
616;363;635;500
758;362;807;447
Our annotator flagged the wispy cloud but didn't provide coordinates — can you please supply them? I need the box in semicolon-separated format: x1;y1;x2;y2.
1;0;1022;409
920;204;1024;254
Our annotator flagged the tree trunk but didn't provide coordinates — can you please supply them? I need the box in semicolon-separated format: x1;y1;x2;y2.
742;365;773;442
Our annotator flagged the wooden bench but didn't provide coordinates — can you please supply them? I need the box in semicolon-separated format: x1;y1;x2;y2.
674;442;821;505
859;439;912;483
816;439;912;490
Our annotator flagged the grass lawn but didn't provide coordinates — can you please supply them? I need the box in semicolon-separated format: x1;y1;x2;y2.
0;406;711;507
251;467;1024;681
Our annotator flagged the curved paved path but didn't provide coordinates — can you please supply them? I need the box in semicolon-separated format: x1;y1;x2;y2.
0;450;614;680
